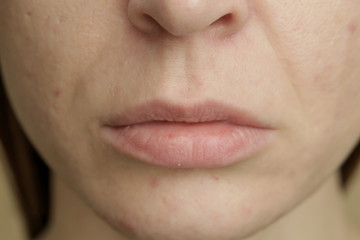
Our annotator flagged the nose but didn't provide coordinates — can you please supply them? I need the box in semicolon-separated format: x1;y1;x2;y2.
127;0;249;37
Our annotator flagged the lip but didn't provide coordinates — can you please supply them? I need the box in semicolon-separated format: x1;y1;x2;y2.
100;100;275;168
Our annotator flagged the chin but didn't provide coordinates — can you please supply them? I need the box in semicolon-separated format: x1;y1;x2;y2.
82;170;294;240
99;203;260;240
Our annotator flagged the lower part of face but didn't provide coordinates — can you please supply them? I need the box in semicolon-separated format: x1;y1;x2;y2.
1;1;360;239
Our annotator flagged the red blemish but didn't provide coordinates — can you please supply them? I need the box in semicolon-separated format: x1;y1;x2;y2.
211;174;219;181
53;89;62;98
150;177;159;188
242;206;253;216
348;21;358;34
119;220;136;236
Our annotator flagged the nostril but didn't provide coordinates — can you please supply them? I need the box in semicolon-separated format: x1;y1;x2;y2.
211;14;234;26
127;0;248;37
143;13;159;26
136;13;163;34
143;13;156;25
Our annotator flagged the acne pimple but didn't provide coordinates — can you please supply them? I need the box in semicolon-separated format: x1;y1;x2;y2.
288;170;296;177
347;21;358;35
119;220;136;236
53;89;62;98
242;206;253;216
211;174;219;181
150;177;159;188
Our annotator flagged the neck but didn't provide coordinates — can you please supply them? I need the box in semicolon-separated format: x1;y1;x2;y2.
37;173;360;240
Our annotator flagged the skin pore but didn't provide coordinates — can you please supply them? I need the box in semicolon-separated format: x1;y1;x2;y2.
0;1;360;240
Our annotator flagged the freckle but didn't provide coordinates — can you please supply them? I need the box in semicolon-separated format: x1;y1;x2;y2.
53;89;62;98
26;11;33;17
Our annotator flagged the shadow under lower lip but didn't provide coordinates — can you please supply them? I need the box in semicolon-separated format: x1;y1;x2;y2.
102;122;272;168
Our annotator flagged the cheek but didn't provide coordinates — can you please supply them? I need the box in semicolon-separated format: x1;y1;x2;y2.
0;1;109;149
301;25;360;128
0;3;68;118
297;20;360;171
279;8;360;129
251;3;360;194
253;0;360;136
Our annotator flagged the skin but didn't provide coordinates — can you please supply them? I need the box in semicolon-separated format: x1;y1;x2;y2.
0;0;360;239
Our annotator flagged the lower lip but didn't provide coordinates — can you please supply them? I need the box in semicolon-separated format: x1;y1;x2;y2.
101;122;273;168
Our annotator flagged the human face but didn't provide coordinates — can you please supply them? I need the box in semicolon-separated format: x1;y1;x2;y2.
0;1;360;239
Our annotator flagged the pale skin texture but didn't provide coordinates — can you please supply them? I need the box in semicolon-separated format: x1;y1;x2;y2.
0;0;360;240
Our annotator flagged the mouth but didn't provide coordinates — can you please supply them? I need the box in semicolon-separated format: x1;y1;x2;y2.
100;100;275;168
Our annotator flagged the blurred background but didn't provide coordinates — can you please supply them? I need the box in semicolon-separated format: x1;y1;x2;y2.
1;143;360;240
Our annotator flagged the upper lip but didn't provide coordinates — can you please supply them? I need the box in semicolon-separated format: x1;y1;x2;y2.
102;99;273;129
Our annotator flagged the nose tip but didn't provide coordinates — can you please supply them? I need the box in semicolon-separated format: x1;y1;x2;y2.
127;0;249;37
